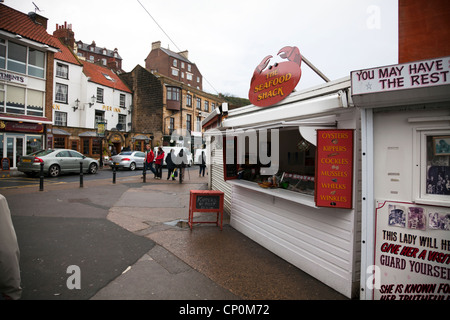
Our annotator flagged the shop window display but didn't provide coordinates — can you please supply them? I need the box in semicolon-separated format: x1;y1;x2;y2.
226;128;316;196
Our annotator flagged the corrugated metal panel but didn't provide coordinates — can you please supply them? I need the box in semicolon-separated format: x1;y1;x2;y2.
230;186;355;297
210;148;232;215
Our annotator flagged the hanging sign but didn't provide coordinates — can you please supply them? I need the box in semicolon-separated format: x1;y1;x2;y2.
248;46;302;107
315;129;354;209
373;200;450;300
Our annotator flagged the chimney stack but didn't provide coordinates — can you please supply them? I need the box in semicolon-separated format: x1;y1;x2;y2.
152;41;161;50
53;22;75;50
178;50;189;60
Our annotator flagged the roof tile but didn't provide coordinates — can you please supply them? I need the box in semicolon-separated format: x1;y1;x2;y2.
82;61;131;93
0;4;59;48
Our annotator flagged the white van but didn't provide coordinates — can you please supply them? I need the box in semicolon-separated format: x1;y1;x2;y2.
153;146;193;167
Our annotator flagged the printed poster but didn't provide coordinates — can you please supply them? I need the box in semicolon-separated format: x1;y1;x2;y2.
374;200;450;300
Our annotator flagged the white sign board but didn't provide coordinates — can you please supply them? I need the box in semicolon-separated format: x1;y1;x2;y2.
351;56;450;95
0;71;27;85
374;200;450;300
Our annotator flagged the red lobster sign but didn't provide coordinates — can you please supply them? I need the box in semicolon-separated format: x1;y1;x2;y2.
249;46;302;107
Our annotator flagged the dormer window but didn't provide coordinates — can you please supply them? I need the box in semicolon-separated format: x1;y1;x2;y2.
102;73;114;81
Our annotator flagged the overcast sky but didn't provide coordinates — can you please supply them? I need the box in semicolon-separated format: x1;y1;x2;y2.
6;0;398;99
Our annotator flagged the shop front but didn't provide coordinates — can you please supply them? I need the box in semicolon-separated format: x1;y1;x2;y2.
0;115;50;169
206;75;361;298
352;56;450;300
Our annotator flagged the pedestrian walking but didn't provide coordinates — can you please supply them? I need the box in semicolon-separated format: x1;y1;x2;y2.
144;144;156;177
177;149;187;183
199;151;206;177
166;149;176;180
155;147;165;179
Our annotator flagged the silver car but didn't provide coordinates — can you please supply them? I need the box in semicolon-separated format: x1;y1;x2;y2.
18;149;99;177
108;151;145;171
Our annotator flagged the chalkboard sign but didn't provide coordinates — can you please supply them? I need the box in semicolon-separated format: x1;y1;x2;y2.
196;195;220;210
189;190;225;230
1;158;10;171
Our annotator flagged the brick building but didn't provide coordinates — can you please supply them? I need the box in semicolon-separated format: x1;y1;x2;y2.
145;41;203;91
75;39;123;74
120;64;223;151
399;0;450;63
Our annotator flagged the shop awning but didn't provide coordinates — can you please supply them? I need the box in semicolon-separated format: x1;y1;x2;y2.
52;128;71;135
0;114;52;124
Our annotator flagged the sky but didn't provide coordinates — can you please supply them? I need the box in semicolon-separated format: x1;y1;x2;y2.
5;0;398;99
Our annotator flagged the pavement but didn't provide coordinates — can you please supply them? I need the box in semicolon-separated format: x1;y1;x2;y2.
0;167;348;302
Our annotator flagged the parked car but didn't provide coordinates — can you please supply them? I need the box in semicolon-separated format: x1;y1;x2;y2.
153;147;193;167
17;149;99;177
108;151;146;170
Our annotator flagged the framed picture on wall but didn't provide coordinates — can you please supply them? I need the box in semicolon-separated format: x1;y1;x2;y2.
433;136;450;155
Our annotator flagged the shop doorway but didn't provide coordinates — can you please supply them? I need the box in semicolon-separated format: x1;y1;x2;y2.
112;142;121;155
5;136;24;168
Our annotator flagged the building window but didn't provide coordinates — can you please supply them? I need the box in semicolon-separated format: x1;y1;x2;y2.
6;85;25;114
171;68;179;76
96;88;104;103
173;59;177;67
196;98;201;110
54;111;67;126
415;128;450;206
196;116;201;132
0;39;6;69
197;76;200;83
187;64;191;72
26;89;44;116
7;41;27;74
167;87;180;101
0;84;4;112
56;63;69;79
118;114;126;131
186;73;193;81
95;110;105;128
186;114;192;132
181;62;185;69
54;136;66;149
186;94;192;108
81;138;101;156
169;117;174;135
55;83;68;104
3;41;45;78
28;48;45;78
119;94;125;108
204;100;209;112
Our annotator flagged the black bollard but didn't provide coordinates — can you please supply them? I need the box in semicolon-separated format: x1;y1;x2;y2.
142;163;146;183
79;162;83;188
39;162;44;191
112;164;116;184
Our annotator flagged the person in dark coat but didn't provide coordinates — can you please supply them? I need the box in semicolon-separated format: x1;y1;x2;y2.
166;149;176;180
199;151;206;177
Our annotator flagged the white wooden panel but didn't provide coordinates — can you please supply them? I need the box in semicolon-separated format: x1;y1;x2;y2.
231;185;355;298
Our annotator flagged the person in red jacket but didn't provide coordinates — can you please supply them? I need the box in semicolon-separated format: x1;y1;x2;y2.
154;147;165;179
145;144;156;176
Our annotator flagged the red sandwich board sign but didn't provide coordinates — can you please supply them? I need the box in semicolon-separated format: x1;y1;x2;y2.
315;129;354;209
